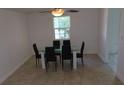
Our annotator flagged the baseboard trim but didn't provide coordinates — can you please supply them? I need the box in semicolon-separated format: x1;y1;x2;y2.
97;54;107;63
0;55;32;84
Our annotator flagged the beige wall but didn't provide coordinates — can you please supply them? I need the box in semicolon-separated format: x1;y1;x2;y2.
0;9;31;83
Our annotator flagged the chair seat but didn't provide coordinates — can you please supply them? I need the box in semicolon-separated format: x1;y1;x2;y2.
44;55;56;61
62;53;73;59
36;54;41;58
76;53;82;58
55;52;61;56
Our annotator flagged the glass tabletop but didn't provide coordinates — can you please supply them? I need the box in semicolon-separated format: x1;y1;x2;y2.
39;48;61;53
39;47;79;53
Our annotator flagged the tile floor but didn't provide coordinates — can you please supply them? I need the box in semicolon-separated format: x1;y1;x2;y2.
2;54;123;85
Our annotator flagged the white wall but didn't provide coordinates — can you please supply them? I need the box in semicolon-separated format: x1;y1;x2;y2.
97;8;124;83
28;8;99;54
98;8;108;63
0;9;31;83
106;9;121;73
107;9;120;54
117;9;124;83
98;8;121;64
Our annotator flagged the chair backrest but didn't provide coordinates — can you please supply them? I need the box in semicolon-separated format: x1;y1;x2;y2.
63;40;71;46
33;43;40;56
62;45;72;60
80;41;85;55
53;40;60;49
45;47;56;61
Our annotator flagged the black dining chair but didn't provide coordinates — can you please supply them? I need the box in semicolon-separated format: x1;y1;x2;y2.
45;47;57;72
76;41;85;65
62;45;73;70
63;40;71;46
53;40;61;56
53;40;60;49
33;43;41;67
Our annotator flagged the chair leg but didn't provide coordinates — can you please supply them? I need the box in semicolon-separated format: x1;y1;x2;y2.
60;55;61;64
36;58;37;67
81;57;84;66
37;59;39;65
71;60;73;70
47;62;49;68
55;62;57;72
62;60;64;70
45;61;48;72
38;58;40;64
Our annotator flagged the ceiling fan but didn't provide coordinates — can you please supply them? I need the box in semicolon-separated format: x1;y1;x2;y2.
40;8;79;16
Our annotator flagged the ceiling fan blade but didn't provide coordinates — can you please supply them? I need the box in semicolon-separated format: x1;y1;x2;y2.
40;10;50;13
40;9;56;13
66;10;79;13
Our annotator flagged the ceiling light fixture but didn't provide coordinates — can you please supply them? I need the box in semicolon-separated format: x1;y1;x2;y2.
51;8;64;16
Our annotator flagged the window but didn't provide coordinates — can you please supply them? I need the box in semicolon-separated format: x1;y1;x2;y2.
53;16;70;39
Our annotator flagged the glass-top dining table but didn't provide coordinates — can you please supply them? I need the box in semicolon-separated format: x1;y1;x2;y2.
39;48;79;70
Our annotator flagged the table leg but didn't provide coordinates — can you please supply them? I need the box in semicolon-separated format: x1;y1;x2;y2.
73;51;77;69
41;52;45;69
